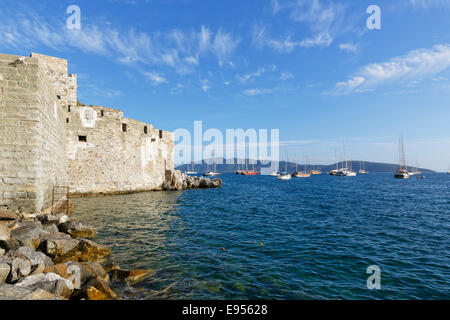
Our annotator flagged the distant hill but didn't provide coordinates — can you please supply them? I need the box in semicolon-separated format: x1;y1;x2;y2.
176;159;435;173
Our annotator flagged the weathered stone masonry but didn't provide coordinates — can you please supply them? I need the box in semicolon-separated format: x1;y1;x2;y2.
0;53;174;213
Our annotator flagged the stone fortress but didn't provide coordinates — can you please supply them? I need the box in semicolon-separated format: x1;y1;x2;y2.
0;52;175;213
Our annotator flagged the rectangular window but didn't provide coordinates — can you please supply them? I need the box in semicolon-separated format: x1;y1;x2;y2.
66;118;69;123
159;130;163;139
122;123;127;132
151;138;156;142
78;135;87;142
100;110;104;117
144;126;148;134
68;105;71;112
57;95;61;99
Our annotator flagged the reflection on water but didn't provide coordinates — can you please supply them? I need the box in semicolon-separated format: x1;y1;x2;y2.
71;191;184;299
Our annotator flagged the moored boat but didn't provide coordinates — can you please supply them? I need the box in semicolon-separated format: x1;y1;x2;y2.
328;169;339;176
395;134;410;179
394;168;410;179
242;170;259;175
292;171;311;178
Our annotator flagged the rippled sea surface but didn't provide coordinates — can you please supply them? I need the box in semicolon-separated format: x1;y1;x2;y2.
71;173;450;300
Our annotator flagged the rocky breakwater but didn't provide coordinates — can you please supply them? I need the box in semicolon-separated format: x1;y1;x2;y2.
162;170;222;191
0;208;152;300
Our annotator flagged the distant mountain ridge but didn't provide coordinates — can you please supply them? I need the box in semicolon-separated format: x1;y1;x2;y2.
176;159;435;173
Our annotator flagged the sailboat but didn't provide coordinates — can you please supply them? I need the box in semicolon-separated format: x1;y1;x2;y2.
292;153;311;178
358;161;368;174
310;161;322;175
277;149;292;180
203;160;221;176
329;150;339;175
242;163;259;175
185;161;197;175
411;161;421;175
394;133;410;179
336;144;357;176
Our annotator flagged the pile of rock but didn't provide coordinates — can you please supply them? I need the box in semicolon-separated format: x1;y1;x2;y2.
0;208;152;300
162;170;222;191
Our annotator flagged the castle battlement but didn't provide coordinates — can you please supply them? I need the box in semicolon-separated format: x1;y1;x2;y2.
0;53;174;213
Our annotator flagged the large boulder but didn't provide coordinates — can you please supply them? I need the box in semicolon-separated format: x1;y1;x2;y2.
0;283;32;300
110;269;154;284
61;239;111;263
71;276;116;300
0;258;11;283
9;256;32;282
43;224;59;234
0;209;19;221
0;238;21;252
36;214;69;226
38;233;79;262
80;262;108;281
22;288;62;300
17;246;53;269
0;221;10;241
10;221;49;249
15;272;74;299
59;221;97;238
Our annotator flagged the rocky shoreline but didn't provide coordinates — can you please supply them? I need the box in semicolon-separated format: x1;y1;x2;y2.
162;170;222;191
0;173;222;300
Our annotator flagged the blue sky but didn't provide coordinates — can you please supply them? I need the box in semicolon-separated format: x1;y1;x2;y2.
1;0;450;170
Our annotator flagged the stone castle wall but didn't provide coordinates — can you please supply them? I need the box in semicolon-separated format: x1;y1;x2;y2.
0;53;68;213
66;105;174;194
0;52;174;212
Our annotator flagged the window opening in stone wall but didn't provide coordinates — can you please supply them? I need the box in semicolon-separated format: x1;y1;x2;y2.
151;138;156;142
78;135;87;142
122;124;127;132
101;110;104;117
159;130;163;139
57;95;61;99
66;118;69;123
144;126;148;134
68;105;71;112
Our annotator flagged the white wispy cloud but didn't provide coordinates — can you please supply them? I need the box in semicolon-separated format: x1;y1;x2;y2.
0;10;240;74
299;33;333;48
243;88;272;96
280;72;294;80
142;71;167;85
236;67;266;83
252;25;332;53
200;79;211;92
339;42;359;53
267;0;351;51
333;44;450;94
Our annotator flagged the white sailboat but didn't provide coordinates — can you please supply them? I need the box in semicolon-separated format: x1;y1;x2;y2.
394;133;410;179
185;161;197;175
329;150;339;175
358;161;368;174
203;160;221;176
336;144;357;176
277;149;291;180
